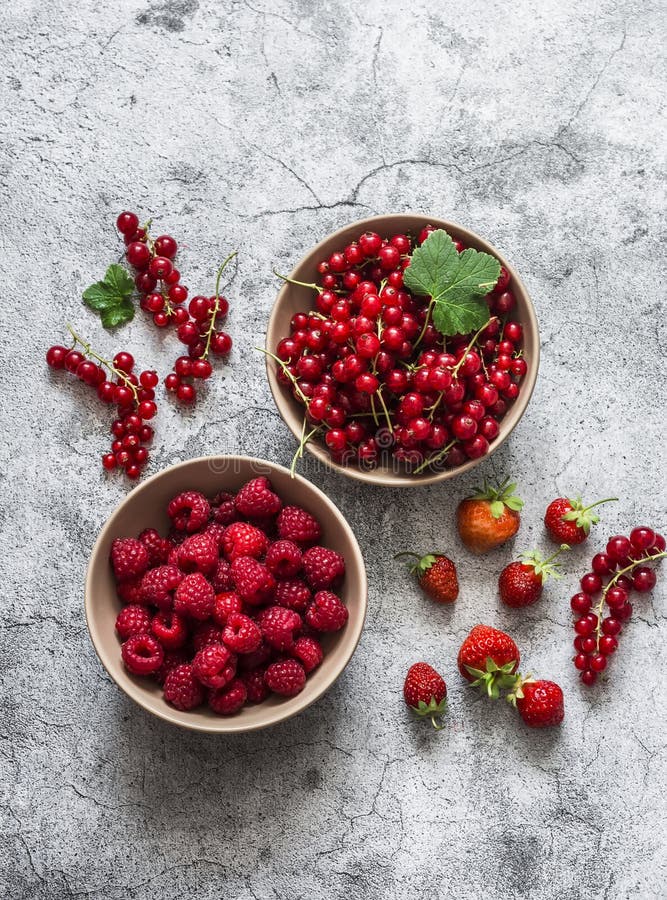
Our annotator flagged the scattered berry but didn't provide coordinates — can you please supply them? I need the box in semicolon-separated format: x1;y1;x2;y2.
511;679;564;728
457;624;520;697
457;477;523;553
544;495;617;545
403;662;447;730
498;544;568;608
397;551;458;603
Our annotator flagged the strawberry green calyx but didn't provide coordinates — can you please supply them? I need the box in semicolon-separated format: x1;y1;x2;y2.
471;476;524;520
464;657;520;699
518;543;570;583
395;551;447;576
562;496;618;534
410;695;448;730
505;673;535;707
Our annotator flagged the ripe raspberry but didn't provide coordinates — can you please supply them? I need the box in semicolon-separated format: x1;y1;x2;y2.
138;528;171;566
192;642;237;689
151;610;188;649
167;545;181;568
305;591;348;632
155;649;189;685
211;491;238;525
234;477;283;519
177;532;218;574
115;604;151;640
204;522;226;551
116;576;143;605
174;572;215;620
265;540;303;578
163;663;204;710
167;491;210;533
222;612;262;654
238;641;272;671
111;538;149;582
231;557;276;605
211;558;233;592
302;546;345;590
241;667;269;703
256;606;302;650
208;678;247;715
277;506;322;545
222;522;269;562
121;633;164;676
213;591;243;626
265;659;306;696
274;579;311;613
140;565;183;610
291;635;323;673
192;621;223;652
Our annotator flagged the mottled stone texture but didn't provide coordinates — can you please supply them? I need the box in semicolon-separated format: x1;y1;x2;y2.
1;0;665;897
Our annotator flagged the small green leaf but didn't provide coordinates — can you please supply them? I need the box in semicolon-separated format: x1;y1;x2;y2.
100;299;134;328
104;263;135;299
83;263;136;329
82;282;117;310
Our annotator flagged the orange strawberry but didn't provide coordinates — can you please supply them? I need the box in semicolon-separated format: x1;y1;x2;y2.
396;551;459;603
457;477;523;554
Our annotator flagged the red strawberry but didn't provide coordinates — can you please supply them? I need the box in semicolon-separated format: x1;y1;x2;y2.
509;678;564;727
403;662;447;730
456;477;523;554
544;496;617;545
498;544;568;608
457;625;520;697
396;551;458;603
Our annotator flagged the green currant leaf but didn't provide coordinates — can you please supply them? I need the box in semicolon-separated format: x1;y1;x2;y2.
403;229;501;336
83;264;136;328
100;298;134;328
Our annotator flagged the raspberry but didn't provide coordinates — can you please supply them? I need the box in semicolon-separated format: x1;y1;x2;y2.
116;576;143;605
265;659;306;697
167;490;210;533
241;667;269;704
163;663;204;710
223;612;262;654
211;558;233;592
302;546;346;590
138;528;171;565
121;633;164;676
155;649;189;685
192;621;223;652
167;545;181;568
168;526;187;545
274;579;312;613
305;591;349;632
231;557;276;605
256;606;302;650
211;491;238;525
140;565;183;610
222;522;269;562
174;572;215;620
192;642;237;689
151;610;188;649
115;604;151;640
208;678;247;715
111;538;150;582
213;591;243;626
291;635;323;673
265;540;303;578
177;532;218;574
238;641;272;671
234;477;283;519
277;506;322;545
204;522;226;551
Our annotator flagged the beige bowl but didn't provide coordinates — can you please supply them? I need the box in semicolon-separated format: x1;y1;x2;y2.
266;214;539;486
85;456;367;733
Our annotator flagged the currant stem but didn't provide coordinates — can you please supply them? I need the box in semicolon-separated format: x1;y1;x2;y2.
450;317;497;380
290;418;319;477
594;550;667;649
273;270;319;292
413;440;456;475
200;250;238;360
413;299;435;350
375;386;394;433
66;325;139;404
256;347;310;406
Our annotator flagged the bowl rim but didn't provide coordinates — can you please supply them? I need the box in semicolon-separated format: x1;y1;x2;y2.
265;213;540;487
84;454;368;733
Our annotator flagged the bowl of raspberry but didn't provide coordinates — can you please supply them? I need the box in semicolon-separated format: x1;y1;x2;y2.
85;456;367;732
266;214;539;486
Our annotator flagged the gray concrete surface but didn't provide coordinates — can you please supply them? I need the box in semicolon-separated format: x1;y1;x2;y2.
1;0;666;897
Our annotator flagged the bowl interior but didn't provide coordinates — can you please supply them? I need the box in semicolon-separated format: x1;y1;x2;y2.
266;214;539;486
85;456;367;733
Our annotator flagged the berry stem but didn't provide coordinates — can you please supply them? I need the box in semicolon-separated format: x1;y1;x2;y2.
542;543;570;565
594;550;667;648
256;347;310;406
413;440;456;475
450;317;497;379
290;416;319;477
375;386;394;434
273;271;320;293
580;497;619;514
413;300;435;350
66;325;139;404
200;250;238;360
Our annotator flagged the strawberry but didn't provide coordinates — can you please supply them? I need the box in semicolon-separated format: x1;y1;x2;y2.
403;662;447;730
457;624;520;697
498;544;568;608
456;477;523;554
544;495;617;545
396;551;459;603
508;678;564;727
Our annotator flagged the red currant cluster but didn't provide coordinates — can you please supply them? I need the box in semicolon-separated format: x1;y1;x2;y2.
571;527;666;685
273;227;527;472
46;328;158;479
117;212;234;405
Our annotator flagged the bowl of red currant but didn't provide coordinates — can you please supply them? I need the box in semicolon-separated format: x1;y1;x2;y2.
265;214;539;486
